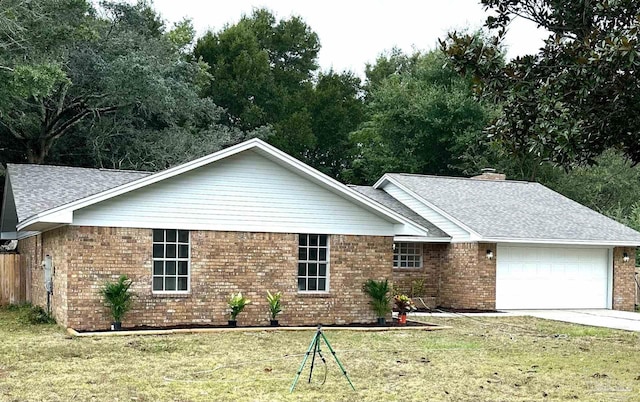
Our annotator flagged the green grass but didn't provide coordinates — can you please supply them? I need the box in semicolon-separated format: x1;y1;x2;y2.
1;306;639;401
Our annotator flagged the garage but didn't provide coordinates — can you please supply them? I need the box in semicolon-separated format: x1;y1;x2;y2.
496;245;610;309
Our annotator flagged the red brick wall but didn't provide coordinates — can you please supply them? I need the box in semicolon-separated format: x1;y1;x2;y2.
25;226;393;331
17;229;69;326
391;243;444;307
438;242;496;310
613;246;636;311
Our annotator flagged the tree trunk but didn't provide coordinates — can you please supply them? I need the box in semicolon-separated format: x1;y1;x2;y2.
25;140;48;164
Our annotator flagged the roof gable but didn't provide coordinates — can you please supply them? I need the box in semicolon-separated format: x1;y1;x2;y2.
12;139;428;236
349;185;450;239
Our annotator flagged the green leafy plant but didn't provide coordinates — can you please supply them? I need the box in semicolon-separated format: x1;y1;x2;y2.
394;294;417;315
18;304;56;325
410;279;426;298
362;279;392;318
266;291;282;320
101;275;134;324
228;292;251;321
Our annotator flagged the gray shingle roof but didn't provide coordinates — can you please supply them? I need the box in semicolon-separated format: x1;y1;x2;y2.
8;164;151;222
387;173;640;243
349;185;450;238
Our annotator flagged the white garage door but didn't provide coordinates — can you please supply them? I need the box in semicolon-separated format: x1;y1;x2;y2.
496;245;610;309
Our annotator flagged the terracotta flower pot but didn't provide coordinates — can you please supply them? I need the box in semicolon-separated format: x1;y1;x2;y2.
398;313;407;325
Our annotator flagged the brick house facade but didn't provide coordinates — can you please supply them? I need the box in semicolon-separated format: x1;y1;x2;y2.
19;226;394;331
392;243;636;312
5;139;640;330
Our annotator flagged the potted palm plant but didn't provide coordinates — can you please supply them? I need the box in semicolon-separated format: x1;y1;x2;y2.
228;292;251;327
266;290;282;326
101;275;134;330
362;279;392;325
394;294;416;325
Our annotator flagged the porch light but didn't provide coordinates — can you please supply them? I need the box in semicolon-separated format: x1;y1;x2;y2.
486;249;494;260
623;252;630;263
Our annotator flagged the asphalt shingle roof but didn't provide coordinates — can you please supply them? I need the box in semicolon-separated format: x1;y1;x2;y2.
8;164;151;222
349;185;449;238
386;173;640;243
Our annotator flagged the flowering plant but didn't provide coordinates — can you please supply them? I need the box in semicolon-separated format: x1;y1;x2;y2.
393;294;417;314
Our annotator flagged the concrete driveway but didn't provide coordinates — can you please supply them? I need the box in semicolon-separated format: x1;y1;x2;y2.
508;309;640;332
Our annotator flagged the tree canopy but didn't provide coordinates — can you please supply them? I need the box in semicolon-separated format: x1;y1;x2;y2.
346;49;499;184
0;0;261;169
441;0;640;168
193;9;320;156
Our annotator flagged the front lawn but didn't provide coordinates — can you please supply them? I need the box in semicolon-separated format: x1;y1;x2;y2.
0;306;639;401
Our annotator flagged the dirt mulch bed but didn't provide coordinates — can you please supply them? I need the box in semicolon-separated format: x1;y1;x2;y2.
70;318;443;336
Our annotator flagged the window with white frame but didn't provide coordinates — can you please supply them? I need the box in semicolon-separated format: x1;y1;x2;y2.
152;229;190;292
298;234;329;292
393;242;423;268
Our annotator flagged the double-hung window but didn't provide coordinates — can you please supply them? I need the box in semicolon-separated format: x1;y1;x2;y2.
393;242;423;268
298;234;329;292
152;229;190;292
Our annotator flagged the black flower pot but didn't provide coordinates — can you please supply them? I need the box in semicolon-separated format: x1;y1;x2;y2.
111;321;122;331
376;317;386;326
228;320;237;327
270;319;279;327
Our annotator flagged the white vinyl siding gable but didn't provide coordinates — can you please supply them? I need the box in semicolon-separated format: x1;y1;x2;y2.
72;150;398;235
381;182;472;241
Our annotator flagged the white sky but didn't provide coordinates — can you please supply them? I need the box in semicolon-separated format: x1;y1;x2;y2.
150;0;547;76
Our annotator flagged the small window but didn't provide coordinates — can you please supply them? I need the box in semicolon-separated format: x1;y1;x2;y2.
393;242;423;268
152;229;190;292
298;234;329;292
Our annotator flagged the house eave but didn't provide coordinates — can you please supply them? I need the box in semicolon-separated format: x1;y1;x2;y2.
393;236;452;243
484;237;640;247
374;174;481;238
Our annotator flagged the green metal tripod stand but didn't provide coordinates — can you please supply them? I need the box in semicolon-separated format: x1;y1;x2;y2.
290;325;356;393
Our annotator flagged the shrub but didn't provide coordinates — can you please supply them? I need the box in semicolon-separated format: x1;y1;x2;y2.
19;304;56;325
101;275;134;323
362;279;392;318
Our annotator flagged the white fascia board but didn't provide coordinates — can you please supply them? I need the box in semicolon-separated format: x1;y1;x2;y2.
18;210;73;231
486;237;640;247
393;235;452;243
374;175;482;238
1;231;17;240
17;231;40;240
17;139;429;236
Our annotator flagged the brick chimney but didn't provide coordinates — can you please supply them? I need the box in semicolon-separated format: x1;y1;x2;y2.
472;168;506;181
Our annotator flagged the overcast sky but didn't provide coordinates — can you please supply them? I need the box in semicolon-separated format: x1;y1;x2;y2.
150;0;547;76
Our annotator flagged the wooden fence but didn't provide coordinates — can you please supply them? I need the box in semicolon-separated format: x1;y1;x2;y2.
0;254;24;305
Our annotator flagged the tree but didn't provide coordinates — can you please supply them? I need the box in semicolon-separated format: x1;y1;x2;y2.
305;70;365;179
345;49;498;184
194;9;320;157
544;150;640;223
0;0;258;167
441;0;640;168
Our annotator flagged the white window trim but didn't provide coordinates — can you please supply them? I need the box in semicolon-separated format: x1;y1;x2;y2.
297;234;330;293
393;242;423;269
152;229;191;294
